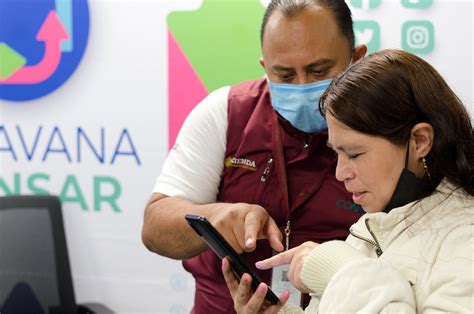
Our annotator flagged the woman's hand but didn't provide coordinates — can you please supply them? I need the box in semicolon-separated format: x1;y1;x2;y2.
255;241;319;293
222;258;290;313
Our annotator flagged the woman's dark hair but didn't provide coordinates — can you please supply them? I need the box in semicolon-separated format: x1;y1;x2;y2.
319;49;474;195
260;0;354;52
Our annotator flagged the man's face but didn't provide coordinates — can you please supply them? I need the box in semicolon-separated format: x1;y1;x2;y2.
261;5;354;85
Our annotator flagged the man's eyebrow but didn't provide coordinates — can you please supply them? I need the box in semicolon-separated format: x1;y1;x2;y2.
271;59;334;72
271;65;294;72
304;59;334;70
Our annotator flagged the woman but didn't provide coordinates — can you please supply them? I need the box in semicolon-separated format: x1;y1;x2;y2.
222;49;474;313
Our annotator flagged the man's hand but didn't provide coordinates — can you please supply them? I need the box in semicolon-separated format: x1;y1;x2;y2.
142;194;283;259
255;241;319;292
209;202;284;253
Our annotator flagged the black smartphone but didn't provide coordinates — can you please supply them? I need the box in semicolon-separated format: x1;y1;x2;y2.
185;213;279;305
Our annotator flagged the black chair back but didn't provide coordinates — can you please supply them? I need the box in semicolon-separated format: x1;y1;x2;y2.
0;195;77;314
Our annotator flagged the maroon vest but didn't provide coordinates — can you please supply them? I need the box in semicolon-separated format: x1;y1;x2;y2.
183;79;362;313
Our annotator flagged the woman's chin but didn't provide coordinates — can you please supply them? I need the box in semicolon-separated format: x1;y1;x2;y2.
361;204;384;213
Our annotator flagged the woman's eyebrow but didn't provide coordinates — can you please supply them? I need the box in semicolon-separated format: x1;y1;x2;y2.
327;141;363;152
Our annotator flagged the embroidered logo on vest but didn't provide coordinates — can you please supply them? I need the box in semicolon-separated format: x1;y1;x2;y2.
336;199;365;214
224;156;257;171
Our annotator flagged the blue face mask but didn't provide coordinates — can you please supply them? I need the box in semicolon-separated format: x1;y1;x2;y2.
268;78;332;133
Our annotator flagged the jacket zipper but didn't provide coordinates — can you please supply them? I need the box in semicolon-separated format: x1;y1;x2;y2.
254;158;273;203
349;218;384;257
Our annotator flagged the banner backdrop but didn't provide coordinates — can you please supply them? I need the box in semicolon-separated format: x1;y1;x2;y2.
0;0;472;313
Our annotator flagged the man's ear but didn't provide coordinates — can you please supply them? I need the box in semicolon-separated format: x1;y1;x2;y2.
410;122;434;159
259;58;265;69
352;45;367;62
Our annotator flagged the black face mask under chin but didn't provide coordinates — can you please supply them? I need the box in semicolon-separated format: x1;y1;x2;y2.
384;146;439;213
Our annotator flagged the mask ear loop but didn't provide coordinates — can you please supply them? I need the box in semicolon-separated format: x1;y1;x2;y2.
348;53;354;67
404;143;410;169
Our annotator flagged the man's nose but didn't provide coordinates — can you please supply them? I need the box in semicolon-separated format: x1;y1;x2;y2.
295;73;314;85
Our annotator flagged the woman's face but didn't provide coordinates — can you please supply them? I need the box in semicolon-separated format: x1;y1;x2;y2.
327;113;407;213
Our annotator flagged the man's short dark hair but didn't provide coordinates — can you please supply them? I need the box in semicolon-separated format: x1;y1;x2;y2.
260;0;355;52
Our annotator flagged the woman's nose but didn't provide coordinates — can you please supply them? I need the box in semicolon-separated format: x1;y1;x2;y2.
335;156;354;182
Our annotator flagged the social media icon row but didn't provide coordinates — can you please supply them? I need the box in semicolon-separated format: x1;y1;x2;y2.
350;0;433;9
354;20;434;54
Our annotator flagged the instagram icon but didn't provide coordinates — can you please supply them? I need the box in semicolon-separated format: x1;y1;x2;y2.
402;21;434;54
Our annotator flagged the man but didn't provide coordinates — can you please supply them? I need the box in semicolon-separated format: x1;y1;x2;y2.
142;0;367;312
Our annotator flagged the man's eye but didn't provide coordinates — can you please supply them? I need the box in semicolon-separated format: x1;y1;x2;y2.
311;68;329;77
279;74;293;82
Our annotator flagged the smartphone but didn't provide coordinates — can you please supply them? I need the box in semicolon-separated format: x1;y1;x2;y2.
185;213;280;305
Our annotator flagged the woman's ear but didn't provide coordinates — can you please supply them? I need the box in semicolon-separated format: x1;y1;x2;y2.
410;122;434;159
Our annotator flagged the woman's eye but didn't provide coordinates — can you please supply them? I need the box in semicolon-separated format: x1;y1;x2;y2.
348;153;362;160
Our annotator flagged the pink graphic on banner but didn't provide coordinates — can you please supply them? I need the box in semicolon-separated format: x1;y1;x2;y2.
1;11;68;84
168;30;208;149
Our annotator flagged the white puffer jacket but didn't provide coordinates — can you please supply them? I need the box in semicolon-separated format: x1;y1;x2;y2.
281;179;474;313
